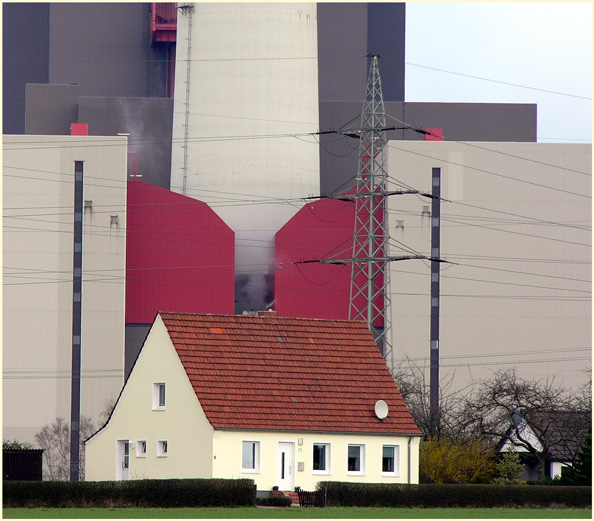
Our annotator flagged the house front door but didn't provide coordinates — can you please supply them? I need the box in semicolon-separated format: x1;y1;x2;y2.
277;442;295;491
116;440;130;480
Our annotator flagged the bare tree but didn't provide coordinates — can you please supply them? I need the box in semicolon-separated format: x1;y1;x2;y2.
33;399;118;481
34;416;95;481
393;358;470;440
461;368;591;481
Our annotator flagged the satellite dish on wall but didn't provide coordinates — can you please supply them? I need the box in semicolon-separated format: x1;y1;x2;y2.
374;400;389;420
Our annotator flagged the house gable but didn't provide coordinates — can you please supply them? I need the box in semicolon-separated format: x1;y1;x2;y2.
85;315;214;480
160;312;421;436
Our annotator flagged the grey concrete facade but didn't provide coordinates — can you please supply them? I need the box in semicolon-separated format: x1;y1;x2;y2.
25;83;80;136
317;3;406;102
3;3;166;135
319;100;537;195
2;3;50;134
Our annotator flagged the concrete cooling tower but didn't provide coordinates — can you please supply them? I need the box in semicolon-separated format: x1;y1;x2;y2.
171;3;320;312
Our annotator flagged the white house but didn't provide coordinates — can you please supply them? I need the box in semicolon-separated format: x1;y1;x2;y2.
498;410;589;481
85;311;422;489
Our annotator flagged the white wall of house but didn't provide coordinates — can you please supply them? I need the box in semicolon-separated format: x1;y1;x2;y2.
550;461;568;479
3;134;127;443
214;430;420;490
386;141;591;392
85;316;215;481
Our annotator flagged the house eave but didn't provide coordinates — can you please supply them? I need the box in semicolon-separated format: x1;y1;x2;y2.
213;427;423;437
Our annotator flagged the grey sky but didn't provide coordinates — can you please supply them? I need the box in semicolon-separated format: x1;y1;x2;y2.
405;2;592;143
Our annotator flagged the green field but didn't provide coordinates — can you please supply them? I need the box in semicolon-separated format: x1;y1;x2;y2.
3;507;592;519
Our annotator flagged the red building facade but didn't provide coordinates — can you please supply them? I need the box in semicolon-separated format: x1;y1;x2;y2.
126;182;235;324
274;198;354;320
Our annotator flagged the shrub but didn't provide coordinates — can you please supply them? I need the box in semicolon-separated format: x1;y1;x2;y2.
3;439;36;450
2;478;256;508
492;448;527;485
316;481;591;508
256;496;293;507
420;437;497;484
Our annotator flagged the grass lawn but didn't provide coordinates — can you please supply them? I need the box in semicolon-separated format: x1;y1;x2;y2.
3;507;592;519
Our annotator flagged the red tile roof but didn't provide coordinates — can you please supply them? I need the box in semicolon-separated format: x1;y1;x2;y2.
160;312;421;436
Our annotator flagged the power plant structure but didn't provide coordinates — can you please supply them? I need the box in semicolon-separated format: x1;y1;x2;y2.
170;3;320;313
3;3;590;468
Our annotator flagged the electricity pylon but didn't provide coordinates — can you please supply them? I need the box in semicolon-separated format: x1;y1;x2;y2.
347;55;392;360
310;56;445;371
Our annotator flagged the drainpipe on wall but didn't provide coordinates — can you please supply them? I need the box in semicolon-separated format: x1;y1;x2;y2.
408;437;412;484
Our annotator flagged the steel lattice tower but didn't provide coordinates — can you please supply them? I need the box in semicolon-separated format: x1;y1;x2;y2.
348;55;392;362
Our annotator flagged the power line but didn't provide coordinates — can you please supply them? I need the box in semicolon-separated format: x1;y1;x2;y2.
405;62;592;100
386;143;591;200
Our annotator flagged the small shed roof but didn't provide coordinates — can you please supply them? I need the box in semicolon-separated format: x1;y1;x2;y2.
160;312;421;436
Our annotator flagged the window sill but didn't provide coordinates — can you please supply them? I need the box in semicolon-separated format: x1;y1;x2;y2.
241;469;260;474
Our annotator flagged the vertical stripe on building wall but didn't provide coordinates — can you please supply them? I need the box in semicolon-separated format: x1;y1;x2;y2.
429;167;441;426
70;160;83;481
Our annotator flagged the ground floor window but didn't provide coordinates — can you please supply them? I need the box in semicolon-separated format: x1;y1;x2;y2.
382;445;400;475
313;443;330;473
157;440;168;457
242;440;260;473
136;440;147;457
347;444;365;474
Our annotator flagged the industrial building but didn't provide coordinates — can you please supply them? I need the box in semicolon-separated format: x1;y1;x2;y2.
4;3;587;457
3;134;128;442
274;141;592;392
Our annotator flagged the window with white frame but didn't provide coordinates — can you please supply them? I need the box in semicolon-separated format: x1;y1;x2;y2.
347;444;365;474
136;440;147;457
152;382;166;410
157;440;168;457
382;445;400;476
313;443;331;474
241;440;260;473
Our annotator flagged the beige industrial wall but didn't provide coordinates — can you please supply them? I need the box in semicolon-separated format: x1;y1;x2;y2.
3;134;127;443
386;141;591;393
171;3;320;310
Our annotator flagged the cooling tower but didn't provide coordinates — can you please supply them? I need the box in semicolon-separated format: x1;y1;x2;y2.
171;3;320;312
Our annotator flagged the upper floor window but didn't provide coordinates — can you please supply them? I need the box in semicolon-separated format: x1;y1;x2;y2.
313;443;331;474
152;382;166;410
241;440;260;473
347;444;365;474
382;445;400;476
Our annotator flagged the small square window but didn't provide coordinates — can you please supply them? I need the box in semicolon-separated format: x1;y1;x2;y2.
241;440;260;473
347;444;365;474
152;382;166;410
136;440;147;457
157;440;168;457
313;443;331;474
382;445;400;476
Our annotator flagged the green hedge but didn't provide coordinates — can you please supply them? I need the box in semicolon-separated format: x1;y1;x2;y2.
317;482;592;508
256;496;293;507
3;478;256;508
